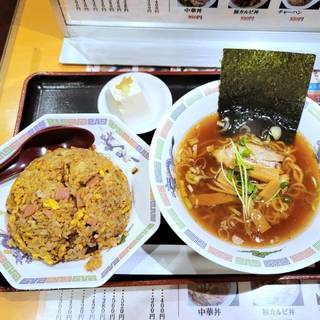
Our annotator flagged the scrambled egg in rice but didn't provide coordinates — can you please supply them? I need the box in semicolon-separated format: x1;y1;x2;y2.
6;148;132;271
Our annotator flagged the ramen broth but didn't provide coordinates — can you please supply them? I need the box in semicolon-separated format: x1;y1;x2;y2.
175;113;320;247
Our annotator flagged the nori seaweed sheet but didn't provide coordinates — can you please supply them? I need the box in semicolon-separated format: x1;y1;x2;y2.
218;49;315;143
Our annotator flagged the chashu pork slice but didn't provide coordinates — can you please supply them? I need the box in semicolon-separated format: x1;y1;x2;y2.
212;143;284;169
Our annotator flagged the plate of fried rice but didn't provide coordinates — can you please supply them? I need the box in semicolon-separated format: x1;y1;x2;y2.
0;114;160;290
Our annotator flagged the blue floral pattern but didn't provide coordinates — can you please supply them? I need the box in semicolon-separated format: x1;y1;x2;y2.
0;232;32;265
100;132;140;163
166;137;176;197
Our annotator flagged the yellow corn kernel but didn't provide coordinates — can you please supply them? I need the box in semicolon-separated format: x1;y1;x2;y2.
56;174;62;181
43;199;60;210
70;219;77;226
99;170;105;177
77;244;83;250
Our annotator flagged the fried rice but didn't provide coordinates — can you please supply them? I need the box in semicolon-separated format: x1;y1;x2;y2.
6;147;132;271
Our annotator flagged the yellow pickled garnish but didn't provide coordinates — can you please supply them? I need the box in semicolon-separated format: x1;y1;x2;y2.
43;199;60;210
115;76;133;94
3;249;11;254
99;170;105;177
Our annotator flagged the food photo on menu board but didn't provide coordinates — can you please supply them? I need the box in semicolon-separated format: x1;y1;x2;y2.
187;282;240;306
177;0;219;8
280;0;320;9
228;0;271;8
250;280;304;306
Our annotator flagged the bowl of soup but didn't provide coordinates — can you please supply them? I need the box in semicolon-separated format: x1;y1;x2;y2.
149;80;320;274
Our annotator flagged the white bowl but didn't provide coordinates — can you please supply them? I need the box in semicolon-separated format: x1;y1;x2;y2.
97;72;172;134
0;113;160;289
149;80;320;274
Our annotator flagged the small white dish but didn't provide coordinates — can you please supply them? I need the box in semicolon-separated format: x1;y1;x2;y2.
97;72;172;135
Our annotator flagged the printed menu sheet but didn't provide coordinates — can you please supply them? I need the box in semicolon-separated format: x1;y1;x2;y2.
35;280;320;319
56;0;320;31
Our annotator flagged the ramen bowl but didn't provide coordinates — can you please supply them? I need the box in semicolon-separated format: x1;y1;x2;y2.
149;80;320;274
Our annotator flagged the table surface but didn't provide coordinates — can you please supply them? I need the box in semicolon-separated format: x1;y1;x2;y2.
0;0;85;145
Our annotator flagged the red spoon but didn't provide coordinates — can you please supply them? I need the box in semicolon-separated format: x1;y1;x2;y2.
0;126;95;183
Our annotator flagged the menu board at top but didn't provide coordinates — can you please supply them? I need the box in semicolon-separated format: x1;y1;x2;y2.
57;0;320;31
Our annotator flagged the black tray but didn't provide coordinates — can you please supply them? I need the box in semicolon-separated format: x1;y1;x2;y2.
1;71;318;290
